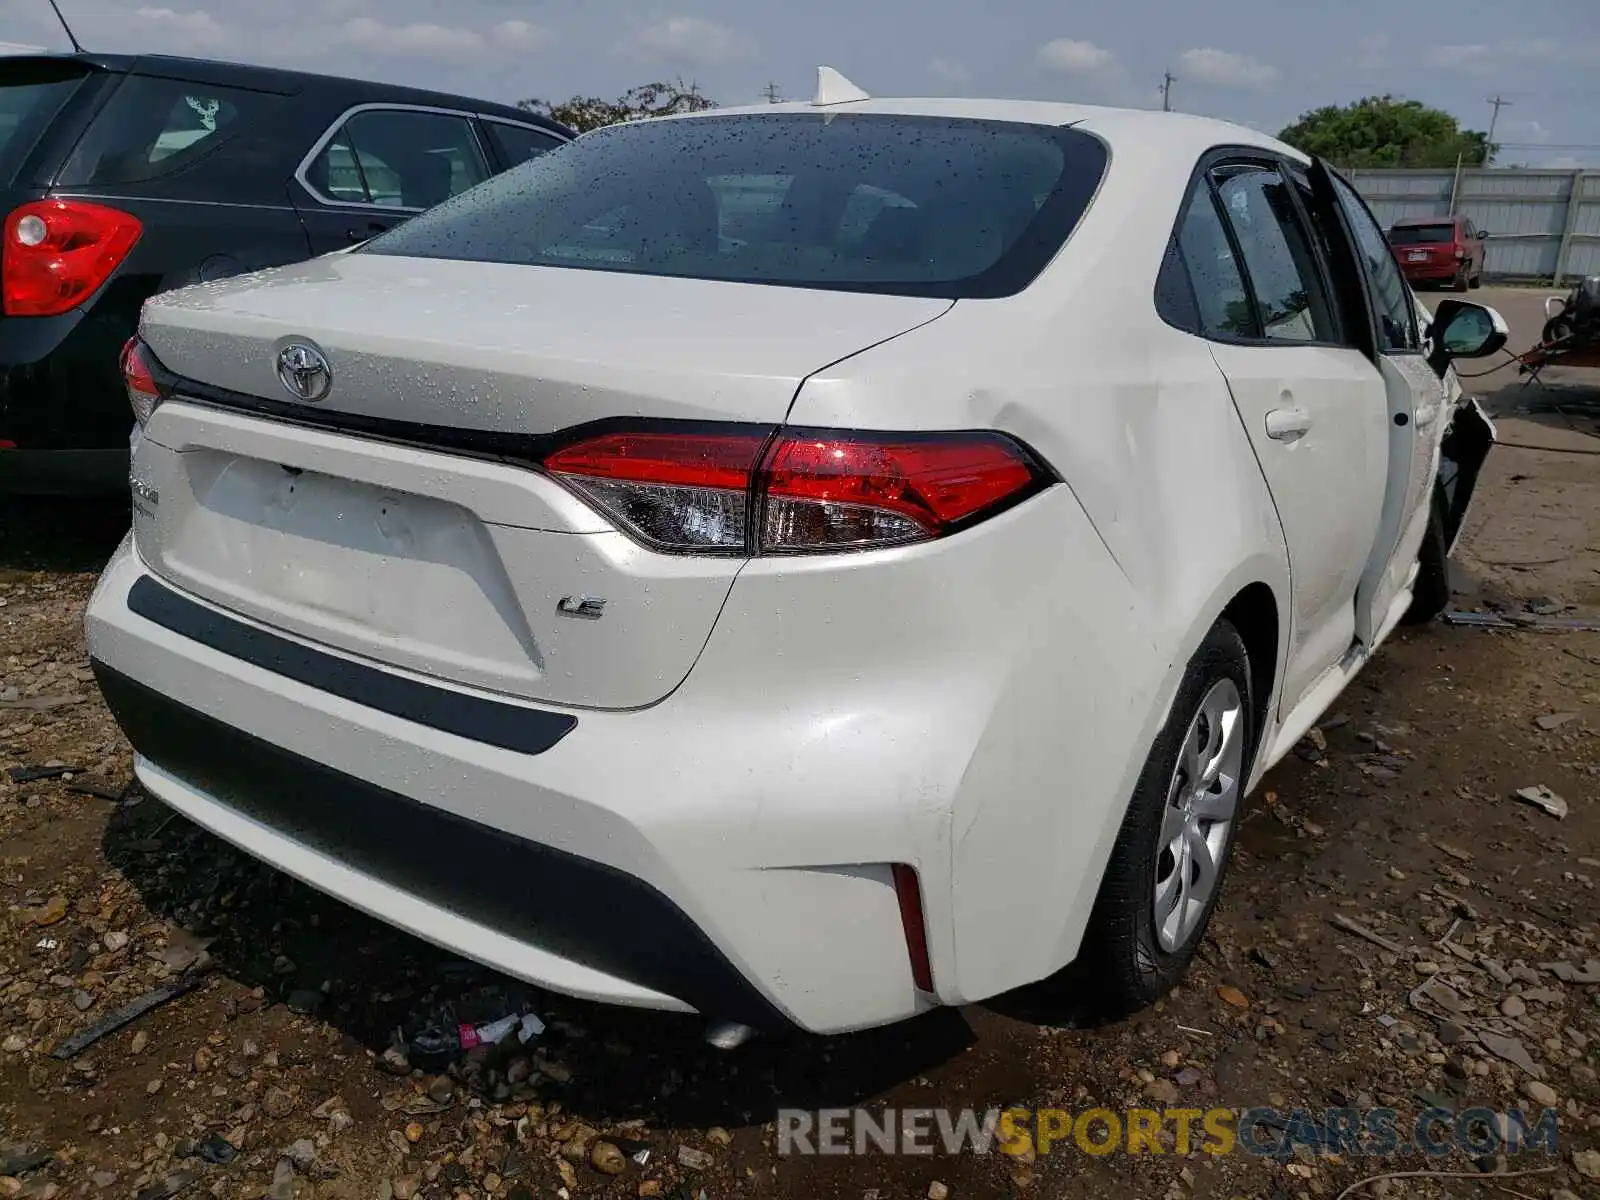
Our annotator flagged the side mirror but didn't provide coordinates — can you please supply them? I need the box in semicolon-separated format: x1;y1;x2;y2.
1427;298;1509;377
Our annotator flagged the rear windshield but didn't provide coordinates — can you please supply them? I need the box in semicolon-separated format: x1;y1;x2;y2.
57;73;272;186
1388;223;1456;245
0;61;89;181
362;113;1109;299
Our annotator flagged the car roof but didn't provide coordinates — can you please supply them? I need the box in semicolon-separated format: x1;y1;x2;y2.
666;96;1306;163
1391;215;1460;226
2;51;569;135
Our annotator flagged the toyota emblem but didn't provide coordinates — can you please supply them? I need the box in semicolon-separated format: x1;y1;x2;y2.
275;342;331;403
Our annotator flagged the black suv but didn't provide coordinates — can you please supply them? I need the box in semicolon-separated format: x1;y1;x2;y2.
0;52;571;494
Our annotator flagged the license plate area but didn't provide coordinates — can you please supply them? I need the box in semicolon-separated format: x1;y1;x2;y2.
160;453;546;694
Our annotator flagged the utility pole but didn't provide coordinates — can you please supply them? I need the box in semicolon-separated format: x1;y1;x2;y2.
1160;71;1175;112
762;82;782;104
1485;95;1511;165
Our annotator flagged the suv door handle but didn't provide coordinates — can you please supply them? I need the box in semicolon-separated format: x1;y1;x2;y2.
1265;407;1312;442
347;222;389;242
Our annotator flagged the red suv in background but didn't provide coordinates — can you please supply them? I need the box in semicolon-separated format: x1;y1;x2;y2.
1387;215;1486;291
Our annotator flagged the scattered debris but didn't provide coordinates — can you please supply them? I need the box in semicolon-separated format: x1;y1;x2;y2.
0;1150;51;1178
0;695;82;712
1513;785;1569;820
1442;610;1600;632
676;1146;713;1172
1331;1166;1556;1200
1533;712;1579;730
1329;913;1407;955
1477;1031;1540;1076
1539;960;1600;984
49;973;207;1059
590;1142;626;1175
459;1010;545;1049
8;764;77;783
133;1172;197;1200
1215;985;1249;1009
196;1134;235;1166
1574;1149;1600;1179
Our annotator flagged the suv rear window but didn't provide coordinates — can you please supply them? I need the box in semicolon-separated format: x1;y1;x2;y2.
0;61;89;181
57;74;270;185
1388;223;1456;246
363;113;1108;299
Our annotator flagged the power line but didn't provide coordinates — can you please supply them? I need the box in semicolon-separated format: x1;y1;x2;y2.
1159;70;1175;112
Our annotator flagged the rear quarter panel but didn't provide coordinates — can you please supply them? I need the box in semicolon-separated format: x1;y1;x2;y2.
785;147;1291;999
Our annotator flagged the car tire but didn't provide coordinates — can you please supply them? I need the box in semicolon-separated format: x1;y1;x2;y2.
1073;619;1254;1016
1402;482;1452;625
1468;270;1482;290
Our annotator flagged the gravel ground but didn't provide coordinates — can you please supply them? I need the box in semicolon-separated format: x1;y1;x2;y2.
2;286;1599;1200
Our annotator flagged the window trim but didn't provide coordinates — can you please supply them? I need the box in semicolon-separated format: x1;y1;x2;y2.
479;117;568;171
1321;164;1424;358
1158;145;1358;352
294;101;500;212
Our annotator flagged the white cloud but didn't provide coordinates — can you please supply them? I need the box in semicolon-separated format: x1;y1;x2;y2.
1424;43;1491;71
0;41;49;55
1036;38;1115;75
493;20;553;52
1178;47;1279;90
1501;118;1552;145
619;16;756;65
928;57;971;85
339;17;487;61
132;7;230;51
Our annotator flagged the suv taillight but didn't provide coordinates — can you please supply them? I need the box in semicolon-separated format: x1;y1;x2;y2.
120;337;161;427
3;200;142;317
542;424;1050;555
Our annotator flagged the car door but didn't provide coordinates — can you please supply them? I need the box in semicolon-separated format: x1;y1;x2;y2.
1179;159;1391;713
291;105;491;253
1309;164;1450;646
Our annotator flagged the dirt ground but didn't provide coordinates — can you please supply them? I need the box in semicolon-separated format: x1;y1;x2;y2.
2;285;1599;1200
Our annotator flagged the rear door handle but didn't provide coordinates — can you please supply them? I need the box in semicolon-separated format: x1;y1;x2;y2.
1265;407;1312;442
347;222;389;242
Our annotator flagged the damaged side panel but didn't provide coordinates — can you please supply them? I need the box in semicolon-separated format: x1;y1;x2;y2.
1436;395;1495;554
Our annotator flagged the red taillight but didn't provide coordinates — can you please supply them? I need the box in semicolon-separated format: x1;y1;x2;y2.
542;424;1045;555
120;337;161;427
891;864;934;992
3;200;142;317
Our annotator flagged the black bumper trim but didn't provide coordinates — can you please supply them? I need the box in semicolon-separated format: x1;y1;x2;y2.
93;663;788;1029
127;575;576;757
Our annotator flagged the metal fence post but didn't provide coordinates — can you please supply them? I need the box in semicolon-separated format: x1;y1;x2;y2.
1553;169;1584;288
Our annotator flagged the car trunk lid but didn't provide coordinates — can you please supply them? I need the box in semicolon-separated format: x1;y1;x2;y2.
133;253;951;710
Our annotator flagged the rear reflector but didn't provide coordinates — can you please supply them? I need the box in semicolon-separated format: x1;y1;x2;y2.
543;423;1047;556
891;864;935;992
3;200;142;317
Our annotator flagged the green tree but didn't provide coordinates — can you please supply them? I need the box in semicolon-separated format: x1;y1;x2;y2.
519;80;716;134
1278;96;1494;168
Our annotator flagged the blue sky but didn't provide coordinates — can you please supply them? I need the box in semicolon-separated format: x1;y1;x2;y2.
5;0;1598;165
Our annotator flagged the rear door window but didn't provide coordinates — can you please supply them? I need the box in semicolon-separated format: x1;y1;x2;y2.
303;109;489;210
1387;223;1456;246
0;60;91;181
1211;164;1341;344
483;121;562;168
57;74;268;185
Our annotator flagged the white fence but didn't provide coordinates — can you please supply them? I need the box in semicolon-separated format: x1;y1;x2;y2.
1350;167;1600;284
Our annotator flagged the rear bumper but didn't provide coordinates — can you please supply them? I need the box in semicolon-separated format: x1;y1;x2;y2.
1399;261;1464;282
86;541;941;1033
87;469;1155;1031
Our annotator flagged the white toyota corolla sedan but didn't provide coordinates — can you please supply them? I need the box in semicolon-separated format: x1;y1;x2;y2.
87;75;1507;1036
